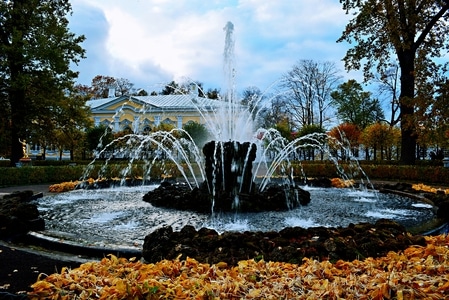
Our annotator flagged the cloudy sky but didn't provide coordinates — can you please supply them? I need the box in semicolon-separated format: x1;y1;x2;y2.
68;0;357;95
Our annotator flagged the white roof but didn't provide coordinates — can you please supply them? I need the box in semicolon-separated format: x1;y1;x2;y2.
86;94;220;111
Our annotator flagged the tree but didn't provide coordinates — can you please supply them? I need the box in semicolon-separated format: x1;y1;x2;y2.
85;125;114;158
258;95;289;129
241;86;263;124
182;121;210;149
280;60;341;129
0;0;85;165
362;122;400;160
328;123;362;159
374;63;400;127
73;84;95;99
205;88;220;99
53;89;93;160
91;75;116;98
134;89;149;96
115;78;134;96
295;124;327;160
338;0;449;164
416;77;449;156
274;117;294;141
161;81;187;95
25;84;92;161
331;80;384;129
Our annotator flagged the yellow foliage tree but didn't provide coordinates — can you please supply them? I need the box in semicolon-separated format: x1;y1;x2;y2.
361;123;400;160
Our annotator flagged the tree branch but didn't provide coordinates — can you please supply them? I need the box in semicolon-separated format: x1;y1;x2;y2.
414;2;449;50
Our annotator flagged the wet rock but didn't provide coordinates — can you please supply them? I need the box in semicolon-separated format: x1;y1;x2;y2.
381;182;414;193
0;191;45;238
143;181;310;212
2;190;34;201
142;220;425;266
436;200;449;220
306;177;332;188
420;190;449;222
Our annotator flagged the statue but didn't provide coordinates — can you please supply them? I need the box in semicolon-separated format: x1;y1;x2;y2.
18;139;29;158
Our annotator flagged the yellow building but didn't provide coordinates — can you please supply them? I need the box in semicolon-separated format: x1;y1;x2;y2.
86;94;218;133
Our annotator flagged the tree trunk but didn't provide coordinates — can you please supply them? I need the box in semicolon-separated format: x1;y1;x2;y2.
398;50;417;165
9;88;26;166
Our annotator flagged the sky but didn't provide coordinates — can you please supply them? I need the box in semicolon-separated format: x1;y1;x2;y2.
68;0;358;95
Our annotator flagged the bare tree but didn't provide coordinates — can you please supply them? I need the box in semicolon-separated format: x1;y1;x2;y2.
115;78;134;96
279;60;341;130
374;63;400;127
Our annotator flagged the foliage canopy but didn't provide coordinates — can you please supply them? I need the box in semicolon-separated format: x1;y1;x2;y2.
338;0;449;164
0;0;86;165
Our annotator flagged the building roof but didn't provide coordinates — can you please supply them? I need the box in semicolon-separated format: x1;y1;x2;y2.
86;95;220;112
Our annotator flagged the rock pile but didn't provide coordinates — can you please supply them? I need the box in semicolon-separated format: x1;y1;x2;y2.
143;181;310;213
142;219;426;266
0;191;45;238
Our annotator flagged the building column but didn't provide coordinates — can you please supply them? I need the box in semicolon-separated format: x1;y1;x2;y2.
114;116;120;132
133;116;140;133
154;116;161;126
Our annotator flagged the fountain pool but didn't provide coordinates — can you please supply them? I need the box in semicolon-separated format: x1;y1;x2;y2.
35;185;435;249
31;22;437;255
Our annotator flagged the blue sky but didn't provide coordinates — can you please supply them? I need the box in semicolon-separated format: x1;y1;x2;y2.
68;0;360;95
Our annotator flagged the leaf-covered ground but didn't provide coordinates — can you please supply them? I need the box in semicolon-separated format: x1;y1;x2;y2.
29;234;449;299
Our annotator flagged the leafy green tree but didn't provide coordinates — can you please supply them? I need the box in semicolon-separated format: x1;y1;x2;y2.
331;80;384;129
183;122;210;149
338;0;449;164
161;81;186;95
85;125;114;156
274;117;294;141
205;88;220;99
53;90;93;160
0;0;85;165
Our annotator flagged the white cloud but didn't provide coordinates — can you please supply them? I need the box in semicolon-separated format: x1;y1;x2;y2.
69;0;354;93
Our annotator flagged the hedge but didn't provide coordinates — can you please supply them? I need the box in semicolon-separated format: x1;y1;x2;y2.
0;161;186;187
1;161;448;187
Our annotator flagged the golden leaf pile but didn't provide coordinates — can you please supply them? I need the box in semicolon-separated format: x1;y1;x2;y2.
28;235;449;299
331;177;355;188
48;178;97;193
412;183;449;195
48;181;81;193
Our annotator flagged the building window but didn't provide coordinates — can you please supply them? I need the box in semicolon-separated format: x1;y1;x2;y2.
177;116;183;129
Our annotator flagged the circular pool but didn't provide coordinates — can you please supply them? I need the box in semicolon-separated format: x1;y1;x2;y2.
35;185;435;249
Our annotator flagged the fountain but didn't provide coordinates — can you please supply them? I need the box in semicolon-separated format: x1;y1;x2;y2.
29;22;439;262
83;21;312;213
